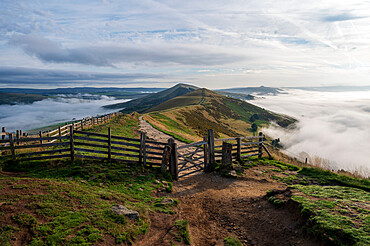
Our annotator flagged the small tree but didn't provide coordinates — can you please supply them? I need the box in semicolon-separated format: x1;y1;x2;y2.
251;123;258;136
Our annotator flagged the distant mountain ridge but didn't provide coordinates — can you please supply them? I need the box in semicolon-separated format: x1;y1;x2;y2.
0;92;49;105
0;87;164;95
104;83;199;113
218;86;282;96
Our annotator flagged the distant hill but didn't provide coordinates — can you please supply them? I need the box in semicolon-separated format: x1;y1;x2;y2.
0;92;49;105
104;84;199;113
218;86;283;96
0;87;163;95
144;88;295;141
217;91;254;100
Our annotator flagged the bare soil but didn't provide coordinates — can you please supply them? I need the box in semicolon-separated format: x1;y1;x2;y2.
137;118;323;246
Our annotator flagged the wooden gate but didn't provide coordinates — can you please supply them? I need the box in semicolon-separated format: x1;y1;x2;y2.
166;130;269;180
175;138;208;179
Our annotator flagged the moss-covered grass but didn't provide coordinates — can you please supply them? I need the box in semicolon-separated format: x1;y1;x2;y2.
248;157;370;246
298;167;370;192
224;236;243;246
0;113;178;245
0;160;177;245
291;185;369;246
173;219;191;244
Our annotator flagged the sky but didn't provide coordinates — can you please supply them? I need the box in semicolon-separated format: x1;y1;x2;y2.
1;0;370;88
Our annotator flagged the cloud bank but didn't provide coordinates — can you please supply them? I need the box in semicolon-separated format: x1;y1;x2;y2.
10;34;245;67
250;89;370;176
0;96;130;132
0;67;167;87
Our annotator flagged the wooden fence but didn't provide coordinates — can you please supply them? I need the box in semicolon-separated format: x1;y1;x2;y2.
0;112;122;145
1;119;270;179
167;130;271;179
0;126;167;167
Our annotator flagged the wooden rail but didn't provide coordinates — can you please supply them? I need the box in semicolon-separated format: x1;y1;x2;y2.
0;124;165;167
0;112;122;146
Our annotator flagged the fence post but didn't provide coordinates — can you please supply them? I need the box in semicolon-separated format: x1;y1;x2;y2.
1;127;5;140
16;130;20;145
58;127;62;142
203;136;208;171
9;133;16;162
39;131;43;144
258;132;263;158
70;126;74;162
171;141;178;180
222;142;233;168
139;132;146;166
236;137;241;162
81;121;83;131
108;127;111;162
168;138;174;174
207;129;215;169
160;144;171;174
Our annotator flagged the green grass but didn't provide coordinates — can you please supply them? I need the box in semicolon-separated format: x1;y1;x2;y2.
85;114;140;139
147;120;193;144
0;114;179;245
173;219;191;244
0;160;177;245
291;185;370;246
298;167;370;192
224;236;243;246
249;157;370;246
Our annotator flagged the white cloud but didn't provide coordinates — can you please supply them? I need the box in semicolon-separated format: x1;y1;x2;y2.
1;0;370;87
250;89;370;176
0;96;130;132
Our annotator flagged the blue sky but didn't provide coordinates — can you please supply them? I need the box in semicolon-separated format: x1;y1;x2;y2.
1;0;370;88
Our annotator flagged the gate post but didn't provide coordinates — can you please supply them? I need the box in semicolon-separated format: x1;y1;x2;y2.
222;142;233;168
207;129;215;170
203;136;208;171
161;144;171;174
236;137;241;162
168;138;178;180
258;132;263;158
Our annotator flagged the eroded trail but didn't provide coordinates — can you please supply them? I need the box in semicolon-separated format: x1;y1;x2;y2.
139;116;184;146
138;117;321;246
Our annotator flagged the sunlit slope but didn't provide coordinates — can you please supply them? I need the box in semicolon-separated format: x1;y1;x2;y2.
144;88;295;141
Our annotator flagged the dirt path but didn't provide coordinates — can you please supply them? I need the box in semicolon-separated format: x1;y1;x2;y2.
139;116;184;146
138;117;321;246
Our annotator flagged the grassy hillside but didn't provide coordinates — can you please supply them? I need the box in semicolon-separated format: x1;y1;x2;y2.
0;92;49;105
103;84;198;113
145;88;295;142
0;114;179;245
243;157;370;246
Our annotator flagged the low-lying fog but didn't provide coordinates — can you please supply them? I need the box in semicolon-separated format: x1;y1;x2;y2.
0;95;130;133
249;89;370;177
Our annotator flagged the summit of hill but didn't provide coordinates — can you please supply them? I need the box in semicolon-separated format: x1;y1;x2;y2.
104;83;198;113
